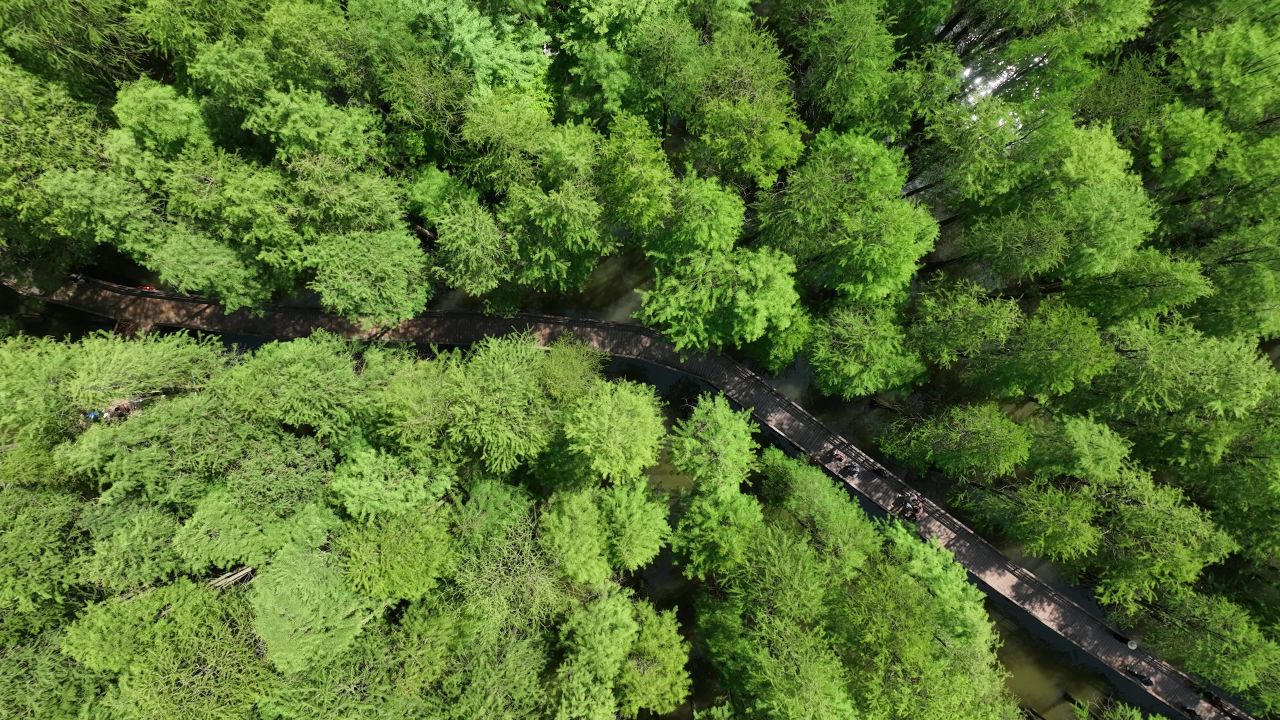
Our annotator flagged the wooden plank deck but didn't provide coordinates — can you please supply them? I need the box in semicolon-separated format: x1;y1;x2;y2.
1;276;1250;720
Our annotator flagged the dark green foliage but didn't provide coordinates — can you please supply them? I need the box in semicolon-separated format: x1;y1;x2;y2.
808;300;924;399
757;131;937;301
882;403;1031;481
4;0;1280;715
908;279;1021;367
965;301;1115;401
685;449;1019;719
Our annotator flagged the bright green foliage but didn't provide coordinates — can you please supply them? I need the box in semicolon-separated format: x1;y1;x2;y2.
758;131;937;300
674;488;765;582
772;0;900;136
670;394;766;580
243;89;383;165
112;78;213;159
908;279;1022;367
600;478;671;571
882;403;1031;480
336;507;456;601
410;167;514;297
646;173;744;263
0;330;223;451
638;247;800;351
63;580;274;719
669;394;759;487
552;592;639;720
0;630;106;720
920;98;1021;204
0;488;82;643
742;306;814;373
685;22;806;188
1173;20;1280;126
1012;121;1157;279
0;58;101;273
1078;318;1274;464
966;300;1115;401
251;545;372;674
617;601;691;717
305;228;432;327
0;332;699;716
693;451;1019;720
75;500;181;592
960;203;1072;281
564;380;665;481
1189;222;1280;339
6;1;1280;715
808;300;924;399
1140;590;1280;713
174;488;337;570
598;112;674;236
540;489;613;587
214;333;362;441
0;0;147;97
223;435;333;519
331;447;452;522
1144;103;1232;187
1061;248;1213;325
442;334;561;473
758;448;880;578
1090;469;1237;611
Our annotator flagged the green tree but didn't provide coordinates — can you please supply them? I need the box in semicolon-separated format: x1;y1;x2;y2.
1076;318;1274;465
684;21;806;187
907;279;1022;367
564;380;666;481
335;506;456;602
772;0;900;136
966;300;1115;401
808;300;924;399
598;112;675;236
601;478;671;572
882;403;1032;481
1139;590;1280;713
1172;20;1280;126
638;247;800;351
669;394;759;487
553;592;640;720
63;580;274;719
617;601;691;717
0;488;83;643
331;447;452;523
251;545;373;675
242;88;383;166
1059;248;1213;326
540;489;613;587
1188;222;1280;339
1143;102;1232;188
645;173;743;264
757;130;937;300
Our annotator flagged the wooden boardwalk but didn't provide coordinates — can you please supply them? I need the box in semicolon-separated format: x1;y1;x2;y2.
3;277;1251;720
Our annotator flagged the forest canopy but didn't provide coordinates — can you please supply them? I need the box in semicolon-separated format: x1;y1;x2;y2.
1;0;1279;716
0;332;1018;719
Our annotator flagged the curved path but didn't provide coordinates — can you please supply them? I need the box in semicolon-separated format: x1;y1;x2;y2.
2;277;1250;720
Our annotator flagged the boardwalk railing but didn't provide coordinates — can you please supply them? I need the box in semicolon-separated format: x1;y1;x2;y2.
1;276;1253;720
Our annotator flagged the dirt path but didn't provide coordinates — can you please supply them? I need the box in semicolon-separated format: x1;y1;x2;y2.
3;276;1248;720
